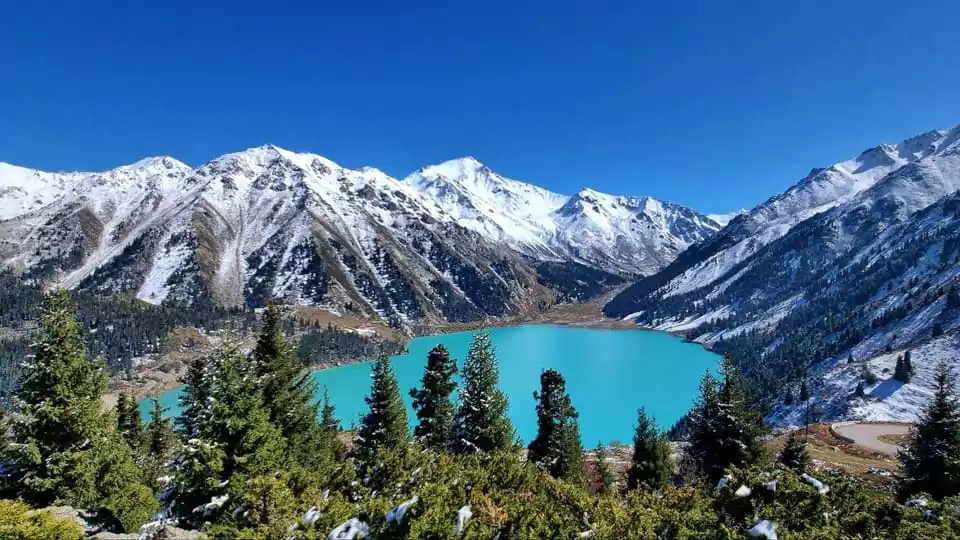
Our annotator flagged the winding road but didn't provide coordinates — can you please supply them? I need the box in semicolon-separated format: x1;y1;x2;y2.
833;422;912;456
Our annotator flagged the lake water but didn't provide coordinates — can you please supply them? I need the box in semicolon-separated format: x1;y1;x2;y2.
142;324;719;445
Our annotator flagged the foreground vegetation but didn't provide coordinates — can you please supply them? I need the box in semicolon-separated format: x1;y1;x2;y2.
2;292;960;538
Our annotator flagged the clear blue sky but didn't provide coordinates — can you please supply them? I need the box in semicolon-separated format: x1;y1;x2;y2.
2;1;958;213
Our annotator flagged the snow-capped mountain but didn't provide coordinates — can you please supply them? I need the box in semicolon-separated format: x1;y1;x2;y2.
604;124;960;423
0;146;573;328
405;158;721;275
706;210;745;227
606;126;960;315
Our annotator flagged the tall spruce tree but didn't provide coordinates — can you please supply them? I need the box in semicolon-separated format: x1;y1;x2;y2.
252;304;323;467
3;290;157;531
454;330;514;453
176;356;208;438
318;386;345;460
627;407;672;490
900;360;960;499
688;370;720;476
115;392;143;451
933;322;945;337
779;430;810;472
894;352;915;384
410;344;458;449
170;346;285;522
689;356;764;481
947;286;960;310
528;369;585;485
354;352;409;467
799;379;811;428
145;396;175;458
595;442;616;495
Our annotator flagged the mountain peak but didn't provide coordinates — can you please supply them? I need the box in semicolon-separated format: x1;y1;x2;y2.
416;156;487;180
123;156;190;172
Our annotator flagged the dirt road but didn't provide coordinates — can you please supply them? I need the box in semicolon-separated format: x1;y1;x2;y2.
833;422;912;456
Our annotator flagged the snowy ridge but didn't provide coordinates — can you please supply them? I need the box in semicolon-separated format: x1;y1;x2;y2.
607;124;960;313
2;146;645;328
406;158;720;275
603;123;960;425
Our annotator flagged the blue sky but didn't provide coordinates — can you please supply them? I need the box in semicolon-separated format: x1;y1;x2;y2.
2;1;958;213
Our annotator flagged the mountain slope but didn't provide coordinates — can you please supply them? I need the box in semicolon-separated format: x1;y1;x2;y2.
0;147;564;328
603;125;960;421
605;127;957;314
405;158;721;275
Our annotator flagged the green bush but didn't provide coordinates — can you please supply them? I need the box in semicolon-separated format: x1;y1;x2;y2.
0;499;85;540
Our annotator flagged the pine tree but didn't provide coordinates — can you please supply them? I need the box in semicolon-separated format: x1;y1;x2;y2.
3;290;157;530
688;370;720;476
799;380;809;402
947;286;960;310
252;304;324;467
894;354;909;383
354;351;409;467
145;396;175;458
779;430;810;472
688;356;764;481
410;344;458;449
320;385;340;435
853;381;865;398
528;369;585;485
595;442;615;495
900;360;960;499
933;322;945;338
170;346;285;522
115;392;143;451
454;330;514;453
176;356;208;438
904;350;914;378
318;386;345;461
627;407;672;490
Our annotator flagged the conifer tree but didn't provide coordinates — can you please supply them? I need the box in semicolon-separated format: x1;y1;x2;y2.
528;369;585;485
252;304;323;467
317;386;345;462
354;352;409;467
933;322;945;337
320;385;340;436
900;360;960;499
115;392;143;451
595;442;615;495
410;344;458;449
894;354;908;383
799;379;811;428
904;349;914;378
454;330;514;453
688;370;719;476
176;356;208;438
170;346;285;522
779;430;810;472
853;381;865;398
3;290;157;530
145;396;175;458
627;407;672;490
688;356;764;481
947;286;960;310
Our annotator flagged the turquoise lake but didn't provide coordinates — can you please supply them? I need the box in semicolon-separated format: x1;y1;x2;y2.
141;324;720;445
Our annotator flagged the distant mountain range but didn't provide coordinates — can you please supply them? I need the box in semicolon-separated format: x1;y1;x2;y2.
0;147;721;328
3;123;959;425
604;125;960;424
